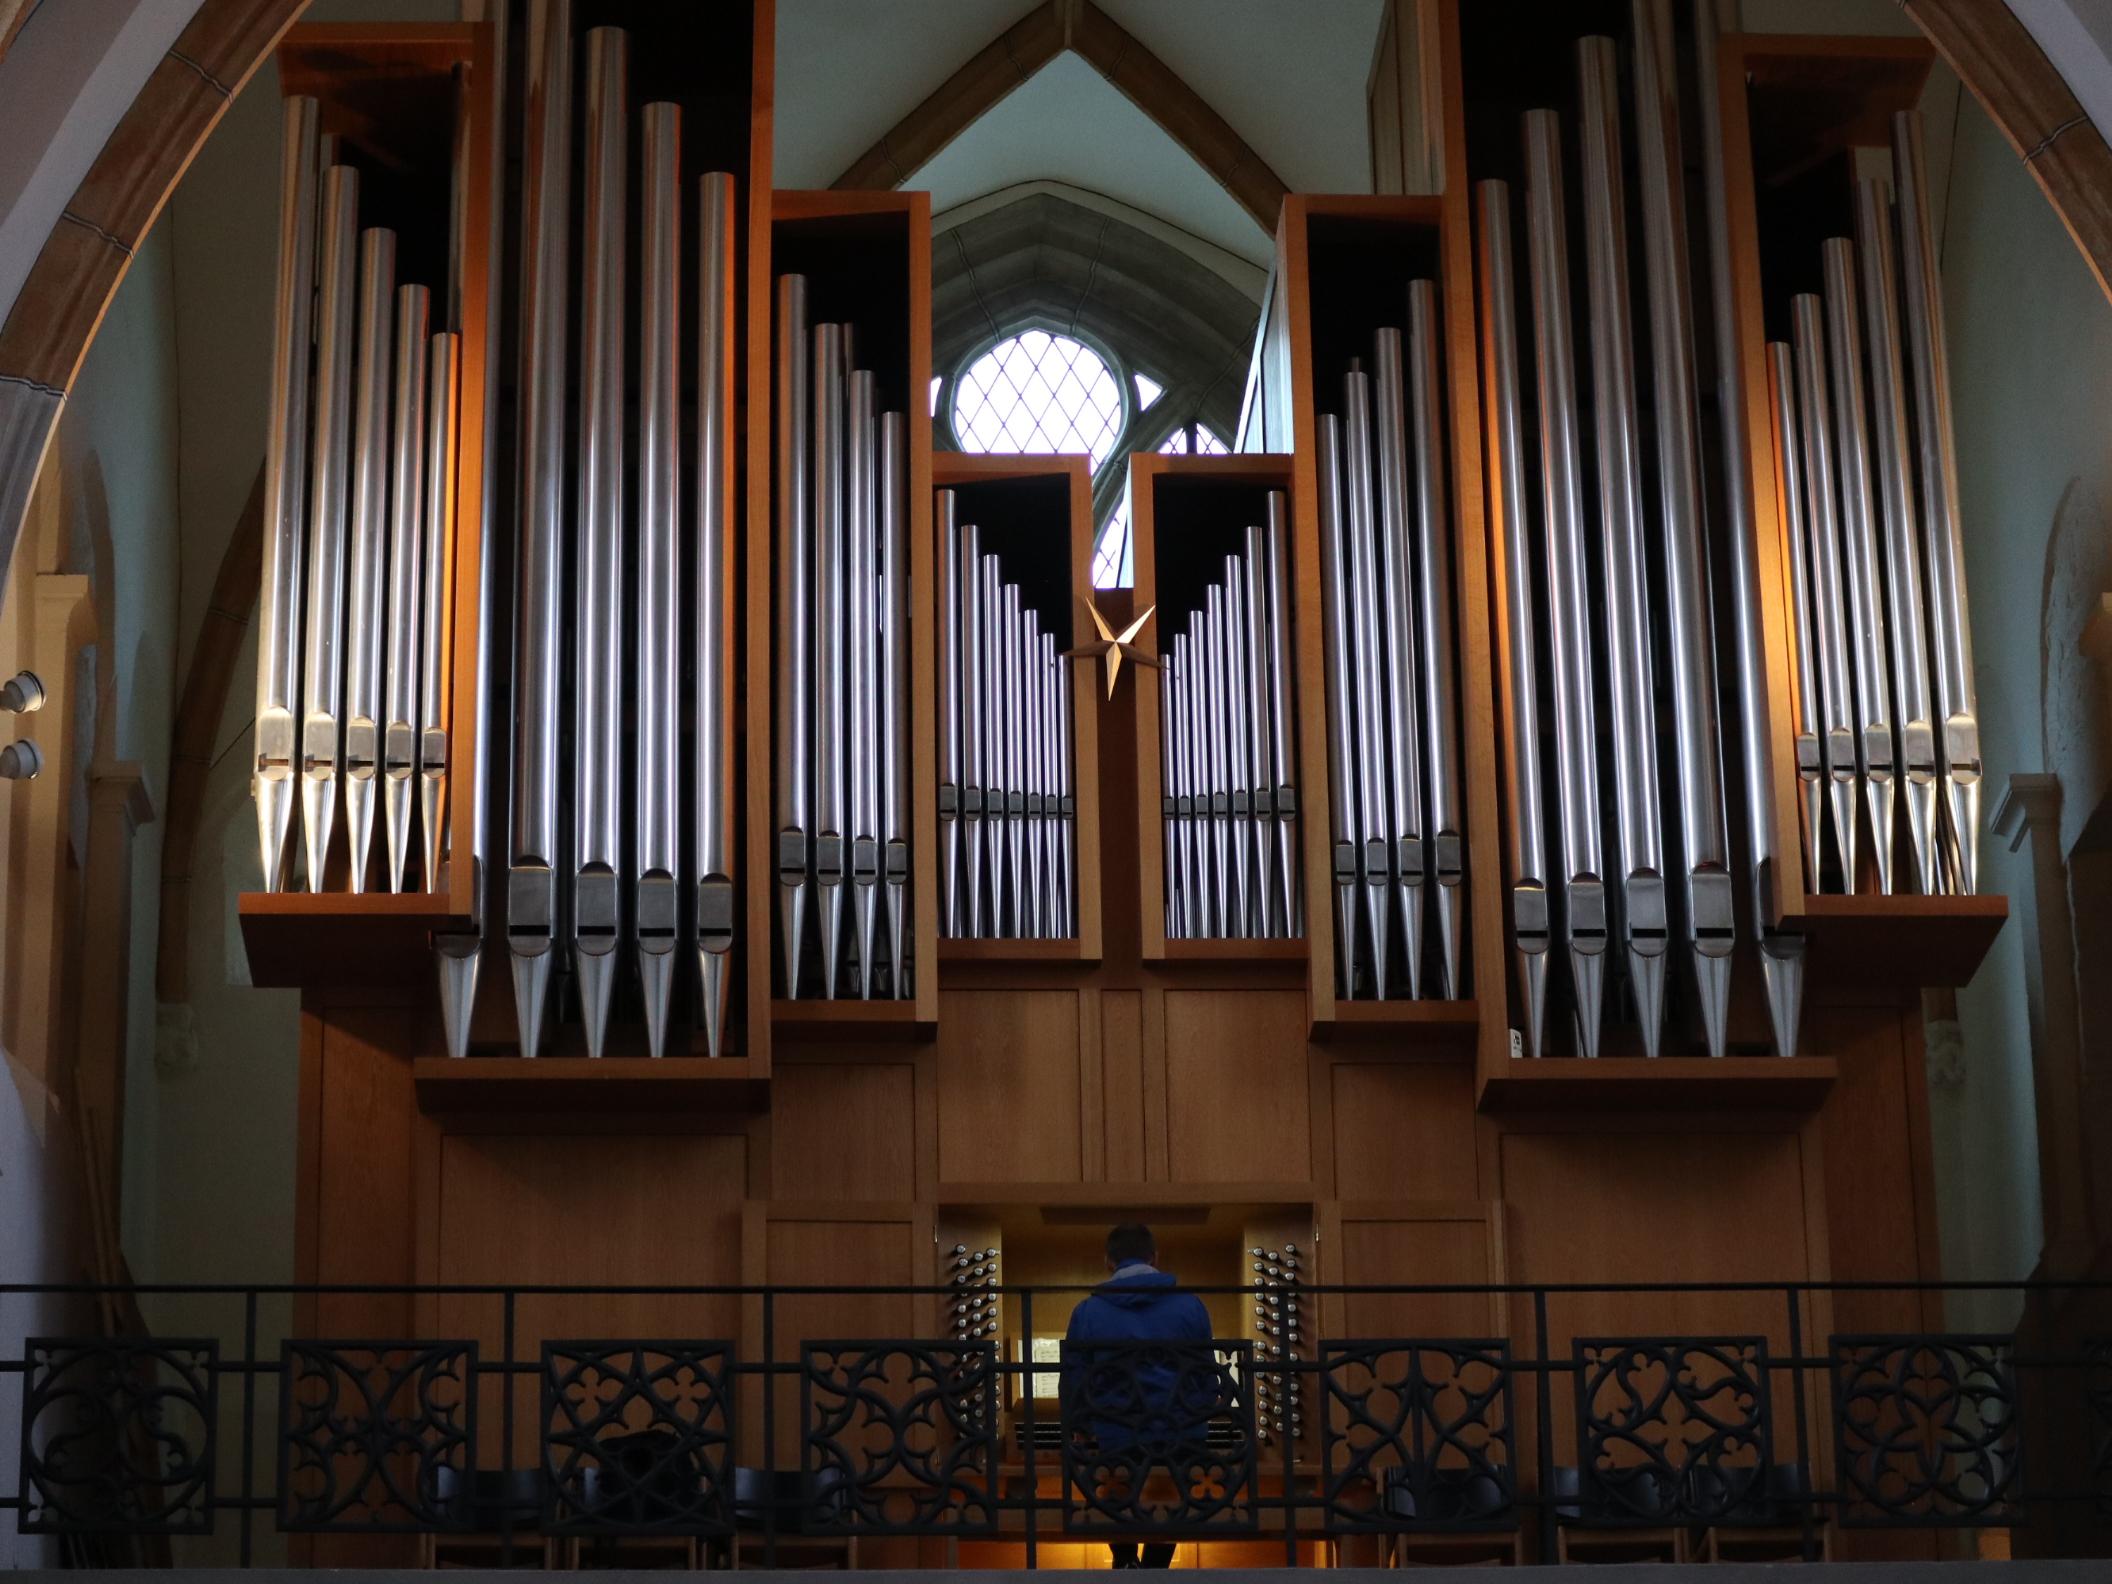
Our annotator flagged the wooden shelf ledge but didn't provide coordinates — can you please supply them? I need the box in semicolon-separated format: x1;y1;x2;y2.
413;1055;765;1112
1478;1055;1839;1113
1788;893;2008;988
1309;997;1478;1049
238;891;467;989
772;999;934;1040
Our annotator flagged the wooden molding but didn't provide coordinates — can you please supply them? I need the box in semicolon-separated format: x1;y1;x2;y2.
156;461;264;1004
831;0;1287;237
1903;0;2112;302
0;0;31;67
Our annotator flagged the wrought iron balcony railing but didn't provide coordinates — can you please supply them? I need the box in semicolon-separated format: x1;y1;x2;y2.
2;1277;2105;1566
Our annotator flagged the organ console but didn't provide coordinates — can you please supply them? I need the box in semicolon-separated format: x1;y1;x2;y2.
236;2;2014;1567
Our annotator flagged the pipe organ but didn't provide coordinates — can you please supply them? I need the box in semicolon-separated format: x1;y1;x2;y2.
257;6;2007;1563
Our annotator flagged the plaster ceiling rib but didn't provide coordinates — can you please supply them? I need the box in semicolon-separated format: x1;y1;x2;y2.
832;0;1289;237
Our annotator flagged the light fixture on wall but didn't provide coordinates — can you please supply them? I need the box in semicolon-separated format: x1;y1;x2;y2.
1;670;43;712
0;740;43;779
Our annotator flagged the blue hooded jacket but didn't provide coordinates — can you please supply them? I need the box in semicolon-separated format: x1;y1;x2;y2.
1061;1267;1213;1446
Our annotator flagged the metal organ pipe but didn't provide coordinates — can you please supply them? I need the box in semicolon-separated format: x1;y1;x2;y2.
1407;282;1464;1001
1856;178;1941;895
1630;0;1735;1056
420;333;458;899
938;492;962;935
958;520;985;937
1315;414;1361;998
382;285;430;896
1693;0;1804;1056
1768;340;1826;892
572;26;627;1056
1523;108;1607;1058
256;94;319;895
301;168;360;895
508;0;572;1057
1577;36;1667;1056
847;369;880;993
1241;527;1275;936
1791;294;1862;895
1475;179;1550;1057
1893;110;1980;894
1219;554;1253;938
1822;236;1898;897
812;321;847;996
776;274;813;997
1263;493;1299;941
1367;341;1423;996
881;412;911;995
342;228;397;896
1342;368;1394;996
636;100;680;1056
697;171;738;1053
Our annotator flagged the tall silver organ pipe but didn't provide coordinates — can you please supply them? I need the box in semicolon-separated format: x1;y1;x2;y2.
1578;36;1666;1056
697;172;738;1054
1768;341;1826;891
1791;295;1861;894
1342;368;1394;996
847;370;880;994
1693;0;1803;1056
437;0;509;1061
812;321;848;996
938;492;962;934
1475;179;1550;1057
1524;109;1607;1058
509;0;573;1057
1893;110;1980;894
775;275;813;996
958;519;985;936
1240;527;1274;935
635;100;681;1057
1315;413;1360;997
1855;178;1940;894
256;95;320;894
572;27;627;1057
979;554;1004;936
382;285;430;896
1055;623;1076;933
1366;343;1422;995
1822;236;1898;897
1218;555;1252;938
301;169;361;894
342;228;397;895
1630;0;1734;1056
1262;493;1299;940
1406;282;1463;1001
880;413;911;995
419;333;458;899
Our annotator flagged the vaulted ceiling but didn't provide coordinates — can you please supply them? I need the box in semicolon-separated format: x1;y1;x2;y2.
775;0;1386;277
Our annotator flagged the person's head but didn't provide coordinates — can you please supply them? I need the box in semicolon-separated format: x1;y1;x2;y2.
1105;1222;1157;1273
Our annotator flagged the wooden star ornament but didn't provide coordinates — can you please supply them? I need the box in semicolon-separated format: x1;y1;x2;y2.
1065;597;1158;700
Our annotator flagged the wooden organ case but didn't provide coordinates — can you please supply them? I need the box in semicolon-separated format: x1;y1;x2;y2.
245;0;2011;1566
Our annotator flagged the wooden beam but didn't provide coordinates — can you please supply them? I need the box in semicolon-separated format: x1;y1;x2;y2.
831;0;1287;238
832;1;1067;190
1903;0;2112;303
0;0;32;66
155;460;264;1004
1065;1;1286;235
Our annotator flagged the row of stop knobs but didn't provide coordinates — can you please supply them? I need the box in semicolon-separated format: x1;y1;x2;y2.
1253;1244;1302;1444
948;1244;999;1431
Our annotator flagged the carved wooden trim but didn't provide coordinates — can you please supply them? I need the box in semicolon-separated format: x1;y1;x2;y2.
1902;0;2112;301
155;461;264;1004
832;0;1288;236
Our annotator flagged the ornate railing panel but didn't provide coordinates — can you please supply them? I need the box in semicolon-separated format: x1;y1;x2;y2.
1832;1333;2020;1527
539;1341;736;1536
801;1339;999;1534
1319;1339;1515;1532
1058;1339;1257;1536
278;1339;475;1533
1573;1336;1773;1525
18;1337;217;1535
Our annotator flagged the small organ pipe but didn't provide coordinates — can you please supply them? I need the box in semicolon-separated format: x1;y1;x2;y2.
1316;414;1361;998
1769;340;1826;891
382;285;430;896
1367;340;1423;996
419;332;458;897
775;275;813;997
880;411;911;994
696;171;737;1051
1407;281;1464;1000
